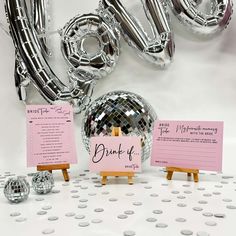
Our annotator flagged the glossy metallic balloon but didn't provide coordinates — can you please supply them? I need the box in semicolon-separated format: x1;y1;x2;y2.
61;13;120;79
5;0;96;113
100;0;175;67
168;0;233;35
81;91;157;162
4;177;30;203
31;0;51;57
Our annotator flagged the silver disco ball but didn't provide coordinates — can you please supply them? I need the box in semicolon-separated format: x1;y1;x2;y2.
4;177;30;203
32;171;54;194
81;91;157;162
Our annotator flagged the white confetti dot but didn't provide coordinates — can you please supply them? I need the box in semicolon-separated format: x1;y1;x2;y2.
205;221;217;226
78;222;90;227
42;229;55;234
123;230;136;236
91;219;102;223
15;217;27;222
75;215;85;219
156;223;168;228
48;216;59;221
180;229;193;235
10;212;21;217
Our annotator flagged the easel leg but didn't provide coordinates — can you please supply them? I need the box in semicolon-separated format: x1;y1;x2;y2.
62;169;69;182
193;173;199;182
128;176;133;185
167;171;173;180
101;176;107;185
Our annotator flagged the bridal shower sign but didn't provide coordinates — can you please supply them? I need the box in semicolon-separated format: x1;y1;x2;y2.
89;137;141;172
26;104;77;167
151;121;224;172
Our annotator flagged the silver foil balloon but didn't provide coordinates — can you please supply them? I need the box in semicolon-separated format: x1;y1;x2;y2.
31;0;51;57
5;0;96;113
81;91;157;162
99;0;175;67
167;0;233;35
61;13;120;79
32;171;54;194
4;177;30;203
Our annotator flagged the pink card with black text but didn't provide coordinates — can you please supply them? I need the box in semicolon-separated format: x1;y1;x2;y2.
26;104;77;167
90;136;141;172
151;120;224;172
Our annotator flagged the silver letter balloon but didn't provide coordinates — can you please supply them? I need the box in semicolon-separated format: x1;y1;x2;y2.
81;91;157;162
168;0;233;35
100;0;175;67
4;177;30;203
32;171;54;194
5;0;96;113
61;13;120;79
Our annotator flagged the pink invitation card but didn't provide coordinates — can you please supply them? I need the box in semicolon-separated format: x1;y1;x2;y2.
151;121;224;171
26;105;77;167
90;136;141;172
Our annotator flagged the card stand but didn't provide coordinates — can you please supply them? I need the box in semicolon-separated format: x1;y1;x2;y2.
166;167;199;182
37;164;70;182
100;127;134;185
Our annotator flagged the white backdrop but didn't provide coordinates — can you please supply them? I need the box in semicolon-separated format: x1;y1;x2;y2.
0;0;236;173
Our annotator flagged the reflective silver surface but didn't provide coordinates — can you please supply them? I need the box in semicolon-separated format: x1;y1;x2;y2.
100;0;175;67
81;91;157;162
5;0;96;113
168;0;233;35
32;171;54;194
4;177;30;203
61;13;120;79
31;0;50;57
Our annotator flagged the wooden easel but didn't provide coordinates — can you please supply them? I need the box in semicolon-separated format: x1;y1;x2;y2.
166;167;199;182
100;127;134;185
37;163;70;182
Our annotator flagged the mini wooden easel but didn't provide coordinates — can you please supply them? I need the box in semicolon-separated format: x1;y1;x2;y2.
166;167;199;182
100;127;134;185
37;164;70;182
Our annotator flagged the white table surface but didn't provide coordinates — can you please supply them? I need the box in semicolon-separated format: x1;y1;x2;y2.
0;1;236;235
